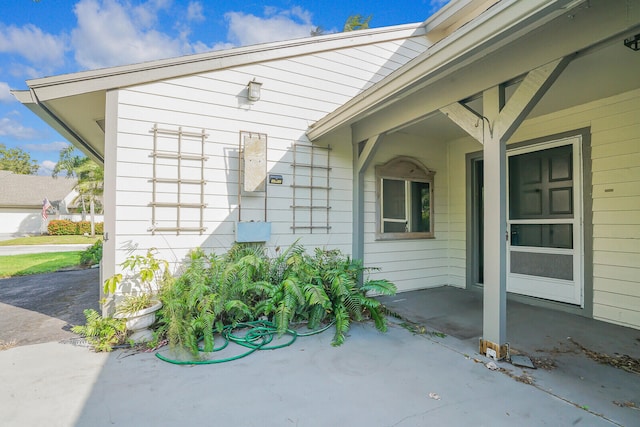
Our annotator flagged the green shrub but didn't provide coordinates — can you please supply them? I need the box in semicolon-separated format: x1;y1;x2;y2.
80;240;103;266
71;309;127;352
47;219;76;235
48;219;104;235
77;221;92;235
76;221;104;235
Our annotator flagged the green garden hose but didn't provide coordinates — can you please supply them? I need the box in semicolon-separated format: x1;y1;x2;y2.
155;320;334;365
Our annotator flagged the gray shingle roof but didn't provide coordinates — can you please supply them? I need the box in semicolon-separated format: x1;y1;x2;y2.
0;171;77;208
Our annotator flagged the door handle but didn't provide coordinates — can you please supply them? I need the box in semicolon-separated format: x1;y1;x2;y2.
510;229;519;245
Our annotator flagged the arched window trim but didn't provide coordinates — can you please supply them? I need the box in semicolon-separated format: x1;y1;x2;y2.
375;156;435;240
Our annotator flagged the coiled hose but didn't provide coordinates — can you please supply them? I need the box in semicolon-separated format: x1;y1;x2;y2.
155;320;334;365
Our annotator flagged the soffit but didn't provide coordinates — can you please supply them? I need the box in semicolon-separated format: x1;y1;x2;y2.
41;92;106;160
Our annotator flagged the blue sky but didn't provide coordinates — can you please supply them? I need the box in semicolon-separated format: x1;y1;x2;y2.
0;0;447;175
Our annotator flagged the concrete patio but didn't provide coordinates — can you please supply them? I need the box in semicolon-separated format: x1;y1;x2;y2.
380;287;640;426
0;279;638;426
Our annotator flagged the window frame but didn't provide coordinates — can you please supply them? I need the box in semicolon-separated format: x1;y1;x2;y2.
375;156;435;240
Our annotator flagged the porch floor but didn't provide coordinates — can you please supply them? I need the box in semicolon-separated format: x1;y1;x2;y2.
379;286;640;425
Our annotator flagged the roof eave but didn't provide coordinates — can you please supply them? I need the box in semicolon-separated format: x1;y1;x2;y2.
24;23;426;102
11;89;104;164
307;0;586;141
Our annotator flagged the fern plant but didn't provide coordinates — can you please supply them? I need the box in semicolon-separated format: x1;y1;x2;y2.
156;249;214;355
253;243;331;336
311;248;396;346
71;309;127;352
155;242;397;357
157;246;264;356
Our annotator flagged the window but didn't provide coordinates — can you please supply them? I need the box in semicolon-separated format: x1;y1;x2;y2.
376;157;434;240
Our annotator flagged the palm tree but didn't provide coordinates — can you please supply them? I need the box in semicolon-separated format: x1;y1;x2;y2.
53;145;104;236
343;14;372;32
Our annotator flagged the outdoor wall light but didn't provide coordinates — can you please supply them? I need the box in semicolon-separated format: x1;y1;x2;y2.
247;79;262;101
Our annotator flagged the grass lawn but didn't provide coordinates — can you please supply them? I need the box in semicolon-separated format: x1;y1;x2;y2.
0;235;101;246
0;251;84;278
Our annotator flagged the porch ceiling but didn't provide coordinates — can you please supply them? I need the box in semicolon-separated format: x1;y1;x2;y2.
398;38;640;140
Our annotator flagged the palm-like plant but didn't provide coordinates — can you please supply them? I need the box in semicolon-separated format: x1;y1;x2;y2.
52;145;104;236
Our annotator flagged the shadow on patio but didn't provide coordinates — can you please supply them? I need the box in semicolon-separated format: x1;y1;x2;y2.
379;286;640;425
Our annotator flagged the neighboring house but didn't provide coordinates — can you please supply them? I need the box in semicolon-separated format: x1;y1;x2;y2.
0;170;78;235
14;0;640;358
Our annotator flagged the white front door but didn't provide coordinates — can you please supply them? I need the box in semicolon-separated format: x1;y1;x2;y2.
506;136;583;306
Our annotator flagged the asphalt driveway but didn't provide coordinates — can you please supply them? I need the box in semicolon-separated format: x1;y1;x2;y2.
0;268;100;346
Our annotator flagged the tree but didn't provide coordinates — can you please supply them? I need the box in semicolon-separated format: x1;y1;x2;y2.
343;14;372;32
53;145;104;236
0;143;39;174
310;26;325;36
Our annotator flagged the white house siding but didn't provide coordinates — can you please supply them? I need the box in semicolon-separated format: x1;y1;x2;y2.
111;35;429;279
446;88;640;330
362;133;452;293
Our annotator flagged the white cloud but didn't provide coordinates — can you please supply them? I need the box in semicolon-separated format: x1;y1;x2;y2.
67;1;320;69
39;160;58;176
209;41;236;52
71;0;188;69
187;1;205;22
0;23;66;67
0;117;41;140
0;82;15;103
21;141;70;153
225;7;316;46
132;0;172;28
7;63;48;80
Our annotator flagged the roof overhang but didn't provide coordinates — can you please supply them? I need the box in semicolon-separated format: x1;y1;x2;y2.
307;0;637;142
12;89;106;164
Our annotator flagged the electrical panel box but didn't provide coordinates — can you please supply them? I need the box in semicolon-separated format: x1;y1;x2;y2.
243;134;266;193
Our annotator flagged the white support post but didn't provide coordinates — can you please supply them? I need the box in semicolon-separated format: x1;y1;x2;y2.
102;89;119;317
352;133;384;262
481;86;508;359
440;58;573;359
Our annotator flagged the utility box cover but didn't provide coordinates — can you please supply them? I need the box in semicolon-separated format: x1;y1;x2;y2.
236;221;271;242
243;135;266;193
